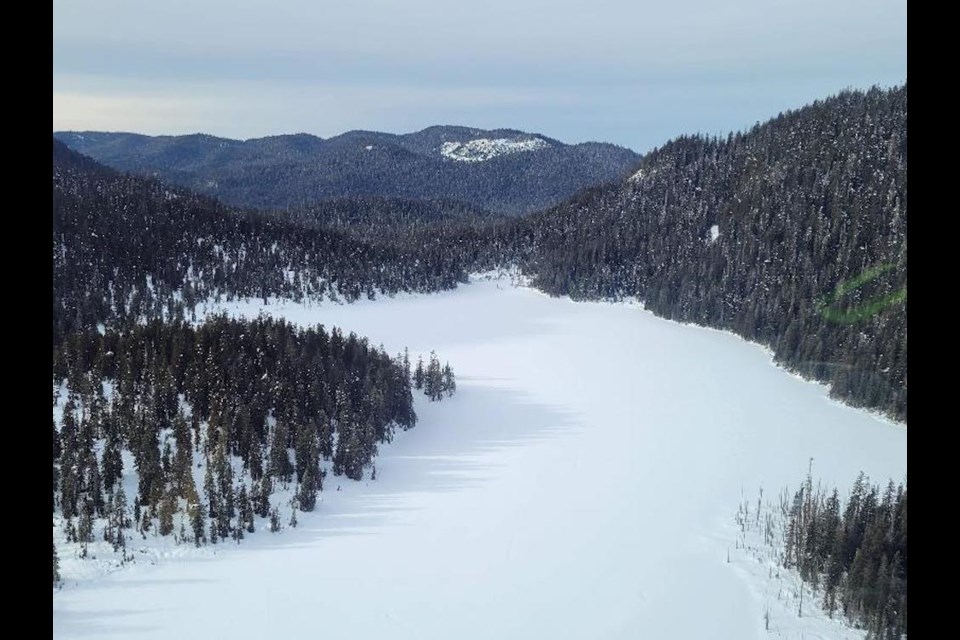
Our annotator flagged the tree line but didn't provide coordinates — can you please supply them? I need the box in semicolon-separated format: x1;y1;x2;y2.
53;315;455;580
782;472;906;639
521;85;907;421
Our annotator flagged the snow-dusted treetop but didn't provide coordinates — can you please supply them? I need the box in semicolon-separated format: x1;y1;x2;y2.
440;137;552;162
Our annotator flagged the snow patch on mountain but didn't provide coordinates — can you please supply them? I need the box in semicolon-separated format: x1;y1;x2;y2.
440;137;551;162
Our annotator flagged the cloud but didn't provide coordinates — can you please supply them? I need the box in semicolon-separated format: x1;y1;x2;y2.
53;75;577;139
53;0;906;149
53;91;205;134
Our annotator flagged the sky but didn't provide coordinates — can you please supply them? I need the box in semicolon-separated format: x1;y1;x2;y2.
53;0;906;153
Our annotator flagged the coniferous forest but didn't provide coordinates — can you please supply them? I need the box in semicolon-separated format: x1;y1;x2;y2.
53;315;459;561
524;85;907;420
53;144;460;565
781;473;907;639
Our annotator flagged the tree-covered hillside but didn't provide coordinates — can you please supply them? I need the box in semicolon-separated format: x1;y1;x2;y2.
52;140;474;341
524;85;907;421
53;144;460;568
53;127;640;215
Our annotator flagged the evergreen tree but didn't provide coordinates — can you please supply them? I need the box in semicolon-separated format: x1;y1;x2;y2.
190;501;206;547
782;472;906;638
59;397;80;519
268;419;294;484
101;423;124;492
53;541;61;586
442;362;456;398
158;488;176;536
425;351;442;401
414;356;425;390
256;476;272;519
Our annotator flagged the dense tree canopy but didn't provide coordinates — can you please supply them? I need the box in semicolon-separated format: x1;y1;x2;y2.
523;85;907;420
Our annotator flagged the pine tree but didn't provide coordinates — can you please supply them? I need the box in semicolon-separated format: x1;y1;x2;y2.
158;488;176;536
442;362;456;397
244;488;255;533
268;419;294;483
190;501;206;546
101;424;124;492
77;498;95;543
172;410;195;499
425;351;442;401
53;541;61;586
232;517;244;543
59;396;80;519
317;410;334;460
298;464;319;512
256;476;272;519
112;484;130;531
414;356;425;390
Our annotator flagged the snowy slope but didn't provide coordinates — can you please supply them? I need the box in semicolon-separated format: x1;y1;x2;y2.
440;137;551;162
53;276;906;639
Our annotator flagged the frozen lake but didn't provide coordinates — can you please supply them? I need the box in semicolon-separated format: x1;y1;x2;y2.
53;277;906;639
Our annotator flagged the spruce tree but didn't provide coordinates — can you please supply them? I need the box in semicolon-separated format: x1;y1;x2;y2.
191;502;206;547
442;362;456;397
158;489;176;536
425;352;442;401
53;541;61;586
268;419;294;484
414;356;425;390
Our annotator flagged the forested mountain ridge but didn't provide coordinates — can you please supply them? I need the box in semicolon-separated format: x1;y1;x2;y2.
523;85;907;421
53;84;908;422
53;127;640;215
52;139;481;342
278;195;498;231
53;141;460;568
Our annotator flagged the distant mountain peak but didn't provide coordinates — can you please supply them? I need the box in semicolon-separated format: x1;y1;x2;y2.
53;126;640;215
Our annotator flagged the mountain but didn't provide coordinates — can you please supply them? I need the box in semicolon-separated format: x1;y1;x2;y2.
52;84;908;422
53;127;640;215
52;139;477;341
522;85;907;421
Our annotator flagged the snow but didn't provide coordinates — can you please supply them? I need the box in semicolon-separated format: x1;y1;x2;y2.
440;137;551;162
727;488;871;640
53;276;905;639
710;224;720;242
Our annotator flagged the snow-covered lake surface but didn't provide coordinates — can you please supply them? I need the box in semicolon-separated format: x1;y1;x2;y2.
53;277;906;639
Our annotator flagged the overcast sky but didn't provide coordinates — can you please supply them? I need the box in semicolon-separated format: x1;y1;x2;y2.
53;0;906;152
